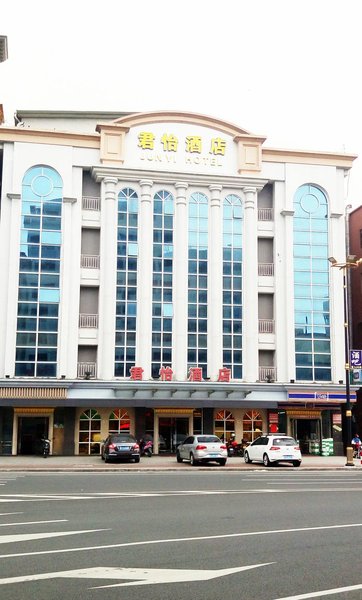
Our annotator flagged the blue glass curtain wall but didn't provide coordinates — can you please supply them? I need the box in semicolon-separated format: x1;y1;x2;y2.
188;192;208;378
151;190;174;378
16;166;63;377
222;194;243;379
114;188;139;377
293;184;331;381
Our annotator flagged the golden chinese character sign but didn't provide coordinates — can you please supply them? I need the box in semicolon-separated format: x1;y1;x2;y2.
125;123;238;174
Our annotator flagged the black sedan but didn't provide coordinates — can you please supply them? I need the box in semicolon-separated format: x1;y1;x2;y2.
101;434;140;463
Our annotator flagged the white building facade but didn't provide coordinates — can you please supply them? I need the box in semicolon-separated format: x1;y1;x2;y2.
0;110;357;456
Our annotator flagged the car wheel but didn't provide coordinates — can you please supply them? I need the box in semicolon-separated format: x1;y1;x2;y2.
263;453;271;467
293;460;301;467
134;456;140;463
244;451;252;464
176;451;183;463
218;459;227;466
190;453;198;466
104;454;110;463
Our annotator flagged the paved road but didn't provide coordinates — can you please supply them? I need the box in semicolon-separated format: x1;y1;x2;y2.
0;470;362;599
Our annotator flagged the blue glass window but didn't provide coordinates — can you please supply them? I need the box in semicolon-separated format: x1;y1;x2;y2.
222;194;243;379
16;166;62;378
151;190;174;378
293;185;331;382
114;188;138;377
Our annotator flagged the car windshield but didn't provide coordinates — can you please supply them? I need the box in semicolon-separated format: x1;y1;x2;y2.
272;437;296;446
110;435;135;443
197;436;221;443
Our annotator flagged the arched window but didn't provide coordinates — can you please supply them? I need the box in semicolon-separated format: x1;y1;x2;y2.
293;184;331;382
151;190;174;378
108;409;130;433
223;194;243;379
243;410;263;442
188;192;208;378
16;165;63;377
115;188;139;377
78;409;101;455
214;409;235;441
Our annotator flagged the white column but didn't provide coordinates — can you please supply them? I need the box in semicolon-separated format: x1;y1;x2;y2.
58;196;79;377
173;182;188;381
208;184;223;379
243;186;259;382
98;176;118;379
136;179;153;379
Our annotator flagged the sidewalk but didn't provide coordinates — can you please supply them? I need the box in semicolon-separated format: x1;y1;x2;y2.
0;454;361;472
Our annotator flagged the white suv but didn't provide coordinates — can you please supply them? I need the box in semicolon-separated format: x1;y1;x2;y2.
244;435;302;467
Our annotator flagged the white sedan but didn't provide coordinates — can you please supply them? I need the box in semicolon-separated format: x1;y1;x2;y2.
244;435;302;467
176;435;227;466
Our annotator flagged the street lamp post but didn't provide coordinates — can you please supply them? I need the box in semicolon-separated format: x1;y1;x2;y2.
329;256;362;466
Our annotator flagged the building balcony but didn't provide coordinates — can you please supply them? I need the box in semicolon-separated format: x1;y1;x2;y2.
259;366;276;382
82;196;100;211
258;207;273;221
77;362;97;378
80;254;100;269
79;314;98;328
258;319;275;334
258;263;274;276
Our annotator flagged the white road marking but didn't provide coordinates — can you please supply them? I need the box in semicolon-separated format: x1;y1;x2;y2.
273;582;362;599
0;528;107;544
0;487;362;503
0;519;67;527
0;522;360;559
0;563;274;587
0;513;22;516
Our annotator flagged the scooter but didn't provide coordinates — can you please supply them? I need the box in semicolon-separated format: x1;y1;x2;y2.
41;437;50;458
140;439;153;457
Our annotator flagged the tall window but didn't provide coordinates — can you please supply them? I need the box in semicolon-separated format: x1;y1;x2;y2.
78;409;101;455
214;409;235;441
115;188;138;377
151;190;174;378
15;166;63;377
242;410;263;442
188;192;208;378
293;184;331;381
223;194;243;379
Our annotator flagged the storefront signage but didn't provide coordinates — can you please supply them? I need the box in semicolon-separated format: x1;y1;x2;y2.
332;413;342;424
288;391;356;403
350;349;362;367
136;128;229;169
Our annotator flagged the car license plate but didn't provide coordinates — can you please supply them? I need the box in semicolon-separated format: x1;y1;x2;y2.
209;453;219;457
283;455;293;459
118;445;129;450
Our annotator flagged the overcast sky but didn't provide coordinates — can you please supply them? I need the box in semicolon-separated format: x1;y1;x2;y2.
1;0;361;206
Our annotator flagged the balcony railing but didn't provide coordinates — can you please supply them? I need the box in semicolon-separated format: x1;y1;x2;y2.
80;254;100;269
258;263;274;276
79;314;98;328
258;319;275;334
259;366;276;382
82;196;101;211
77;362;97;378
258;207;274;221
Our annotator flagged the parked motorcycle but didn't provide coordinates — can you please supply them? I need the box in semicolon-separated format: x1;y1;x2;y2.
41;437;50;458
227;439;248;457
139;438;153;457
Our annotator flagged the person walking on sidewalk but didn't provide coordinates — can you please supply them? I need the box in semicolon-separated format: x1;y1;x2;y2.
351;434;362;458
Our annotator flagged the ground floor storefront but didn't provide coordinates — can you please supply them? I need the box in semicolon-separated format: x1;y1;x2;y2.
0;396;346;457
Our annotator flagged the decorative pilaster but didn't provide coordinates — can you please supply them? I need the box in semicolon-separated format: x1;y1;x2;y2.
98;177;118;379
136;179;153;379
173;182;188;380
242;186;259;382
208;185;223;379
